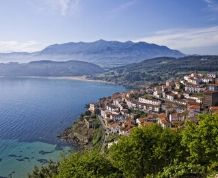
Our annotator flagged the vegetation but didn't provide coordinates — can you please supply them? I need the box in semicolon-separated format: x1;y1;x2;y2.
0;60;103;77
91;55;218;86
92;127;104;148
56;151;122;178
29;114;218;178
59;113;104;148
28;161;59;178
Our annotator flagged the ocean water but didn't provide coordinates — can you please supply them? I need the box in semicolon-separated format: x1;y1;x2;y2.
0;77;125;178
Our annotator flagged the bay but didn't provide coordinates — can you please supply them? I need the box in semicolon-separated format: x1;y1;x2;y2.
0;77;125;178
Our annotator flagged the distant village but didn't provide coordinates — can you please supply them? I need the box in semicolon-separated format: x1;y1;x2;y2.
80;72;218;148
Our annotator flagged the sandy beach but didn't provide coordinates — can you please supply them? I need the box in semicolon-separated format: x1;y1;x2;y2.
0;75;114;84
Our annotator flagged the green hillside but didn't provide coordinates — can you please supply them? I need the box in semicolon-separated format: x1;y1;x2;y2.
91;55;218;86
29;114;218;178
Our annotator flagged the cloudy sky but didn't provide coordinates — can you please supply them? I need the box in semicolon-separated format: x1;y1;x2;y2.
0;0;218;54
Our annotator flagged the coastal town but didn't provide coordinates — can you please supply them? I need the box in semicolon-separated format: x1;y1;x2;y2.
70;72;217;149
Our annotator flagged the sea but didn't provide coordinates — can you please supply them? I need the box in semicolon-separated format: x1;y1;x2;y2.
0;77;125;178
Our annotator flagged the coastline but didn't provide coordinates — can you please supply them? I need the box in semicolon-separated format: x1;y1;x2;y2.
0;75;121;150
0;75;114;84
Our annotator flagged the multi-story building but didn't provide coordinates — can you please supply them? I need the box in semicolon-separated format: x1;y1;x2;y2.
203;84;218;108
138;97;161;106
203;91;218;108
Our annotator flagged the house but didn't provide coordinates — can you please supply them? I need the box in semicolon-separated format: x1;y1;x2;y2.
184;73;201;85
143;104;161;113
201;77;214;84
137;101;161;113
108;122;121;134
215;78;218;85
185;85;205;93
157;114;170;128
136;118;144;127
121;109;130;118
207;73;216;79
138;97;161;106
166;92;176;101
174;99;187;106
153;86;162;98
203;91;218;108
169;112;186;122
187;104;201;118
176;106;186;113
100;109;106;118
208;84;218;92
175;81;181;90
125;99;137;109
113;99;126;110
120;118;135;135
109;112;125;121
88;103;95;113
136;114;158;127
153;90;162;98
183;93;202;103
209;106;218;114
106;104;119;112
100;109;111;120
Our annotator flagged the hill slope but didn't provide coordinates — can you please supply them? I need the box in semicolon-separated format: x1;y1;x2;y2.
92;55;218;86
0;60;104;77
0;40;184;68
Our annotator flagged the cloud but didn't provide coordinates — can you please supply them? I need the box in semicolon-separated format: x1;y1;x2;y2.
204;0;218;11
114;0;136;12
32;0;81;16
136;26;218;51
109;0;136;17
0;41;44;53
204;0;218;20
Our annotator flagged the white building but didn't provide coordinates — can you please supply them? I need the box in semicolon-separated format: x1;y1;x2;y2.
138;97;161;106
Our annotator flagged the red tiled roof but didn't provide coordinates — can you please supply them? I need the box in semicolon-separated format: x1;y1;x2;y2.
209;106;218;113
188;104;200;110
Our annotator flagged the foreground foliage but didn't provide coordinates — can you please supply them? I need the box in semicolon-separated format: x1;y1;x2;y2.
56;151;122;178
29;114;218;178
28;161;59;178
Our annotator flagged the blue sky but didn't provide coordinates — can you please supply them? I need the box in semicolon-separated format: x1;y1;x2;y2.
0;0;218;54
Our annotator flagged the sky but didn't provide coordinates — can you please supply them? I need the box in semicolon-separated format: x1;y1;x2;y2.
0;0;218;54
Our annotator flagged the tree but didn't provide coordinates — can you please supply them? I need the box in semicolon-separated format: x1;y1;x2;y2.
181;114;218;168
108;125;182;178
28;161;59;178
28;114;218;178
156;162;206;178
56;150;122;178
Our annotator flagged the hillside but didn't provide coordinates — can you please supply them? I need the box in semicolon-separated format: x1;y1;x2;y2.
29;114;218;178
0;60;104;77
0;40;184;68
91;55;218;86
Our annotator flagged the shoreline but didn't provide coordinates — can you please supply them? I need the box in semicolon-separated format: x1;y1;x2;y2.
0;75;114;84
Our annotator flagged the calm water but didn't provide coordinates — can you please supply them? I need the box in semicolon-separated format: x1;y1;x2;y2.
0;77;125;178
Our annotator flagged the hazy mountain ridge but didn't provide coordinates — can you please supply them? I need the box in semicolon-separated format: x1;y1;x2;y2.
0;40;184;68
0;60;104;76
40;40;181;55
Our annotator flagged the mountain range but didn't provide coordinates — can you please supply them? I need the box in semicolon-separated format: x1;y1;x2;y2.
0;40;184;68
